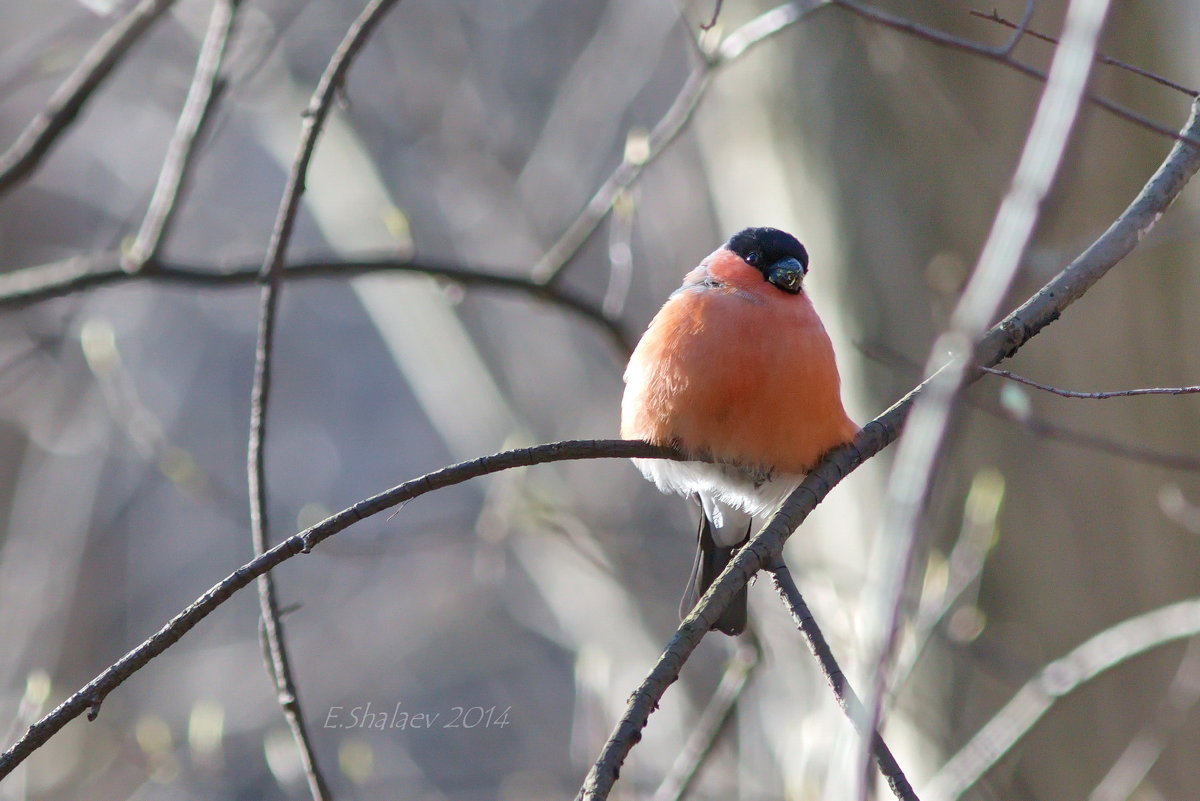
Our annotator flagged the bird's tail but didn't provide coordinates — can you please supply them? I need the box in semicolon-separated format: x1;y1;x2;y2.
680;495;752;636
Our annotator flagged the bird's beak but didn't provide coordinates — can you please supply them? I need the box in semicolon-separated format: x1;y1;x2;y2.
766;257;806;293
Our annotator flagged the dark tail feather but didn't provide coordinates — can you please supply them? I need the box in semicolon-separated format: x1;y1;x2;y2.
680;508;750;636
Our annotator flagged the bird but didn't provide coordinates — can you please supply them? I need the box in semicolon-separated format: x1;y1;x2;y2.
620;227;858;635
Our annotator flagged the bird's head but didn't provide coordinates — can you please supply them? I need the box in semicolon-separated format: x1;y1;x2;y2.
725;227;809;294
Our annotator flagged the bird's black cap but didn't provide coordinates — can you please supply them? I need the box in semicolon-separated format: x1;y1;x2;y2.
725;227;809;293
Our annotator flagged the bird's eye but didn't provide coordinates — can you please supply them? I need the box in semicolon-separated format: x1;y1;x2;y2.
746;251;761;266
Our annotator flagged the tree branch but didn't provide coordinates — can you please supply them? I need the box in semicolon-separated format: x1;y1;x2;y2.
247;1;403;798
924;597;1200;801
832;0;1200;149
0;254;632;353
530;0;824;286
981;365;1200;399
126;0;241;269
650;636;760;801
574;95;1200;801
0;0;184;195
968;7;1200;97
0;439;678;781
769;557;919;801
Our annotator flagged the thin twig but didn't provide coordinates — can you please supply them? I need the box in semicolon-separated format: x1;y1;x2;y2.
247;1;403;799
859;1;1112;797
0;439;679;780
126;0;241;270
832;0;1200;149
987;0;1036;58
574;96;1200;801
768;557;920;801
924;598;1200;801
981;365;1200;399
699;0;724;31
0;254;631;352
651;635;761;801
530;0;824;286
969;8;1200;97
0;0;184;195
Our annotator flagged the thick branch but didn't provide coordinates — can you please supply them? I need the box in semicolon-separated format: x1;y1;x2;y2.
574;96;1200;801
0;440;678;780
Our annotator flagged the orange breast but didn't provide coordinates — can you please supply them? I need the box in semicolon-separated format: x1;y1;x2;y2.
621;252;857;473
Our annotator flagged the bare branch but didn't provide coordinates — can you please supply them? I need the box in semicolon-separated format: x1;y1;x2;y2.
247;1;403;798
969;8;1200;97
651;636;760;801
531;0;823;286
0;439;678;781
1088;636;1200;801
0;0;184;195
698;0;724;31
981;365;1200;399
126;0;241;270
925;598;1200;801
0;253;632;352
574;95;1200;801
832;0;1200;149
860;1;1112;796
768;557;920;801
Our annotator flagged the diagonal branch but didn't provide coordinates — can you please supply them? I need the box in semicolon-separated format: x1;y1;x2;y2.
0;439;678;781
769;557;918;801
0;0;184;195
832;0;1200;149
126;0;241;269
573;96;1200;801
925;598;1200;801
969;8;1199;97
246;1;403;799
531;0;824;286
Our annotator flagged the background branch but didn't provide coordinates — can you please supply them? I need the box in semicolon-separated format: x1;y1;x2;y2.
0;0;183;195
924;597;1200;801
126;0;241;269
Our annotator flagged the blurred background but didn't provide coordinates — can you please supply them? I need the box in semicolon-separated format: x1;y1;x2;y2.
0;0;1199;799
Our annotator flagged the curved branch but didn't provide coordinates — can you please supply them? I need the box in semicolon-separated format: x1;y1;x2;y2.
574;96;1200;801
0;254;632;352
247;2;403;798
0;439;679;780
925;597;1200;801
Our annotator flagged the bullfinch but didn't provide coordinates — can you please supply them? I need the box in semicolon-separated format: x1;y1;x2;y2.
620;227;858;635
